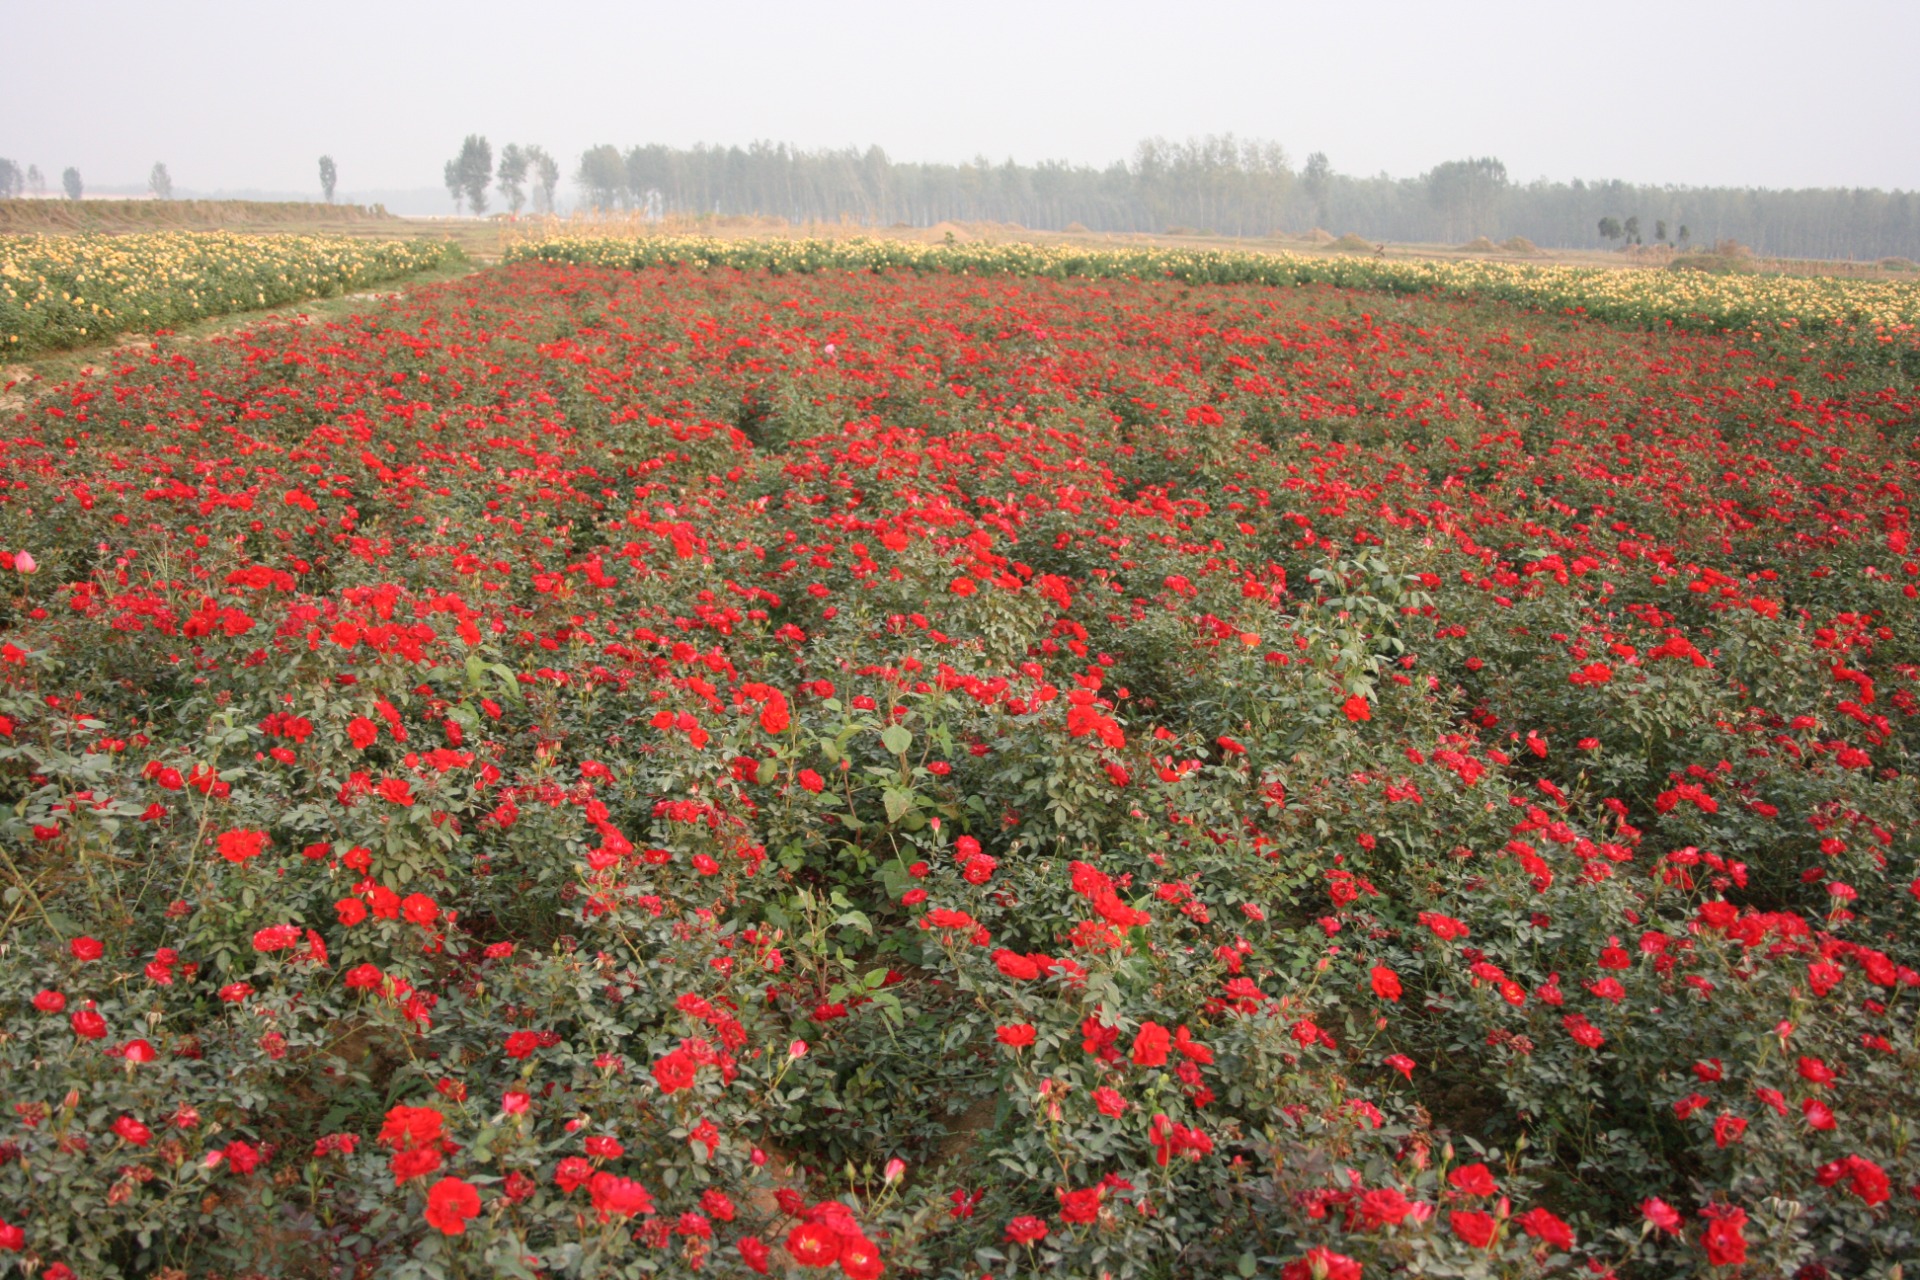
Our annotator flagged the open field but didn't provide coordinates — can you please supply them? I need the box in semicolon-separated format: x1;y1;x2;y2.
0;247;1917;1278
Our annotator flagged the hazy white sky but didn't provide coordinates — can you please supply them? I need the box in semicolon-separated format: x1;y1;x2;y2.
6;0;1917;197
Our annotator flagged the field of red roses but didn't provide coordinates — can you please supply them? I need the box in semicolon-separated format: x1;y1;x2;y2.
0;259;1916;1279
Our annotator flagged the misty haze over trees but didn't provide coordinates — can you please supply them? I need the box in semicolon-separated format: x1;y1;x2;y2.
566;136;1920;260
4;130;1914;261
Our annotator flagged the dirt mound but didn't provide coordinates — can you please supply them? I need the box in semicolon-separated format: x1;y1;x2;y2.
0;199;399;234
1330;233;1377;254
1669;251;1753;276
1501;236;1539;255
1303;228;1336;245
1879;256;1919;272
1459;236;1499;254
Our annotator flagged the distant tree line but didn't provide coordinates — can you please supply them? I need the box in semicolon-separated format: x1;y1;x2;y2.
558;137;1920;261
0;161;56;199
0;160;174;202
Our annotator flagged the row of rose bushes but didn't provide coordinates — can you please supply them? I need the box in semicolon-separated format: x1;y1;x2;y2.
505;234;1920;366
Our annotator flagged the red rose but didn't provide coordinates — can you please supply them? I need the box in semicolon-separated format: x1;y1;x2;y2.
1448;1163;1497;1196
588;1172;656;1221
252;924;301;952
391;1146;443;1184
785;1221;842;1267
1700;1206;1747;1266
652;1049;698;1093
218;829;269;863
1130;1021;1171;1067
424;1177;481;1235
554;1156;594;1192
218;1140;263;1175
1058;1186;1102;1224
344;963;384;990
378;1105;445;1152
737;1236;772;1274
837;1235;884;1280
1450;1209;1497;1248
1518;1205;1574;1250
992;950;1040;981
1281;1249;1360;1280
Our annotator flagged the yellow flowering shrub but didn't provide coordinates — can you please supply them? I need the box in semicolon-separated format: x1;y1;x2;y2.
0;232;460;353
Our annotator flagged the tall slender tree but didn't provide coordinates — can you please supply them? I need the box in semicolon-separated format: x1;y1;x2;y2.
61;167;83;201
453;136;493;215
0;159;22;200
1301;151;1333;229
148;162;173;200
319;155;337;204
496;144;529;214
531;148;560;214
